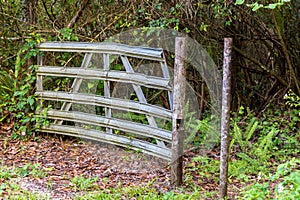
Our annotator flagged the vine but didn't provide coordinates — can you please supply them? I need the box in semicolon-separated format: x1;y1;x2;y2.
0;33;49;139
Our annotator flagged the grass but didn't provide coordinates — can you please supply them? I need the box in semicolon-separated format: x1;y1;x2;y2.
0;153;298;199
70;175;99;191
0;164;51;200
74;187;205;200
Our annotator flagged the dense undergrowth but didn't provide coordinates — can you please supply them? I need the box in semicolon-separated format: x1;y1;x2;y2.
0;33;300;200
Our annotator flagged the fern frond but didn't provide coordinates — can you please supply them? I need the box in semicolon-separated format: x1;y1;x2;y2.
259;128;277;151
245;118;258;142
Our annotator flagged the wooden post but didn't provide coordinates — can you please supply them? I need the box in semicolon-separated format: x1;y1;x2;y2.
219;38;233;199
171;37;186;186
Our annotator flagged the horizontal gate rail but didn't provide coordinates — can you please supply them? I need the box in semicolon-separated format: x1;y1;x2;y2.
38;42;164;61
38;109;172;142
39;124;171;160
37;66;172;90
36;91;172;119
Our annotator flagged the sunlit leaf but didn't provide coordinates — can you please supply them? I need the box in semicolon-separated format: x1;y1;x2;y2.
235;0;244;5
247;3;263;11
266;3;278;9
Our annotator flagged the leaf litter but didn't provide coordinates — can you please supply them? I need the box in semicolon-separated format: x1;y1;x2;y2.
0;126;231;199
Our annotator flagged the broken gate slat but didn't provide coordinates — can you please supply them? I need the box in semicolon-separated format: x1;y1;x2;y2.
38;109;172;142
38;42;164;61
37;66;171;90
36;91;172;119
38;124;171;160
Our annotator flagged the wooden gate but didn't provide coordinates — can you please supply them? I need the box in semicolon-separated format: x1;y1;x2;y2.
35;41;182;161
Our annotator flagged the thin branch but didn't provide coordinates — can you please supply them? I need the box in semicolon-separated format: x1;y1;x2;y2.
0;36;29;41
272;10;300;95
67;0;89;29
40;0;57;26
233;46;289;88
91;6;132;42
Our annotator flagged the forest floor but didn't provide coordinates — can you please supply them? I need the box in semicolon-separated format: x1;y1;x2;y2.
0;122;249;199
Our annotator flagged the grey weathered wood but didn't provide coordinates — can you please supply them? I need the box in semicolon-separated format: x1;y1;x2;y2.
38;124;171;160
36;91;172;119
36;76;43;92
54;53;92;125
219;38;233;199
39;109;172;142
37;66;171;91
36;55;43;91
160;60;173;110
171;37;186;186
38;42;164;61
103;53;112;134
35;41;176;162
120;56;165;147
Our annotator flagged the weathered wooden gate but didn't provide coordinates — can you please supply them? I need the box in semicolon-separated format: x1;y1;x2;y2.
35;41;183;161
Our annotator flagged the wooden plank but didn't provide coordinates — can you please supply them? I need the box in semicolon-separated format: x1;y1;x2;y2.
55;53;92;125
38;42;164;61
171;37;186;186
36;54;43;91
38;124;171;160
36;91;172;119
69;53;93;92
39;109;172;142
120;56;165;147
103;53;112;134
37;66;172;91
160;60;173;110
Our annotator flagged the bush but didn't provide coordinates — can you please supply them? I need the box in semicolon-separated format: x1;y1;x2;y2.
0;33;47;138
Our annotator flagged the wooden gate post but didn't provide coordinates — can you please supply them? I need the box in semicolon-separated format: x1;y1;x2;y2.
219;38;233;199
171;37;186;186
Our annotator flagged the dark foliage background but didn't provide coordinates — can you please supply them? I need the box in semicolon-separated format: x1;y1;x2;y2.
1;0;299;114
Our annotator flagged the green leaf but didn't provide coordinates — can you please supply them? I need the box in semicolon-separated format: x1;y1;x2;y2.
87;83;95;90
27;97;35;106
0;114;8;122
113;64;123;71
239;105;244;115
266;3;278;9
252;3;263;11
235;0;244;5
247;3;263;11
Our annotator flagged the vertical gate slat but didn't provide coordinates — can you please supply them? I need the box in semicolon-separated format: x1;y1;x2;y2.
160;59;173;111
103;54;112;134
37;54;43;92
